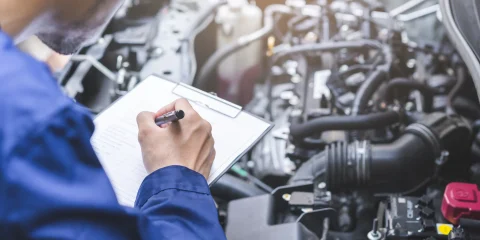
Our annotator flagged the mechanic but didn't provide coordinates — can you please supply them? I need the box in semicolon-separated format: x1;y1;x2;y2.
0;0;226;239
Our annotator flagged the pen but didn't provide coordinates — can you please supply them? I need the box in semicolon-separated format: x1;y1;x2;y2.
155;110;185;126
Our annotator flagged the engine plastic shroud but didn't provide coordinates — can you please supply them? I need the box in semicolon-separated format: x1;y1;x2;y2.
226;194;319;240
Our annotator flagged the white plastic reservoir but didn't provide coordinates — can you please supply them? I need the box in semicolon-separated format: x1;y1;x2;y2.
216;0;262;105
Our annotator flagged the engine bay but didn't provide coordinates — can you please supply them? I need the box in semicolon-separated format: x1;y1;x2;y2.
57;0;480;239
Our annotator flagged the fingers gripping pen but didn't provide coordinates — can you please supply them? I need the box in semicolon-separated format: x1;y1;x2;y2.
155;110;185;126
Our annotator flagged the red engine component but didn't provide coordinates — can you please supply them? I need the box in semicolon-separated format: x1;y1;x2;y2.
441;182;480;224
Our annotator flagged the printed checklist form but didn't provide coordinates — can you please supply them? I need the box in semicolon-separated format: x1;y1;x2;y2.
91;75;273;207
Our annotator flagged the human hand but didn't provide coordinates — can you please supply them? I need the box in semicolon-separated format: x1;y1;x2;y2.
136;99;215;179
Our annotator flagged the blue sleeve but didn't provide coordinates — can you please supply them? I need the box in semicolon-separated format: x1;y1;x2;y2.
2;104;226;240
135;166;226;240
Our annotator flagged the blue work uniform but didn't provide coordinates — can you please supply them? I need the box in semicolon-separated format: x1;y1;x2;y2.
0;31;226;239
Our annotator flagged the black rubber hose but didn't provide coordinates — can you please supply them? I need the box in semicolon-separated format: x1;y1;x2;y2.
453;97;480;119
289;111;400;140
351;69;387;115
351;45;393;115
289;134;432;192
300;137;328;149
211;174;266;200
290;134;436;192
289;152;326;184
195;4;292;89
383;78;435;112
290;113;471;193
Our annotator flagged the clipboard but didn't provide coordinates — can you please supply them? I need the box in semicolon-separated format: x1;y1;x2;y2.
91;75;273;206
172;83;242;118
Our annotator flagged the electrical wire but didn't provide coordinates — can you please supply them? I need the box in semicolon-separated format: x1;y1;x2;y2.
446;65;466;115
183;14;215;82
195;4;293;89
230;165;273;193
180;0;228;83
320;218;329;240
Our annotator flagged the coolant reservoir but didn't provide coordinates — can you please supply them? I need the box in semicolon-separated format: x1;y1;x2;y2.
216;0;262;105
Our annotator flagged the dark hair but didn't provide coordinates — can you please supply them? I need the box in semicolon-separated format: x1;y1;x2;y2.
67;0;108;29
85;0;108;18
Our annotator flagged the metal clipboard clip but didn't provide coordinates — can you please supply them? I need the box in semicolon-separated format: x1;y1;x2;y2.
172;83;242;118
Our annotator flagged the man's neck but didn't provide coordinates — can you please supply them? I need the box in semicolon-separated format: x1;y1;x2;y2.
0;0;49;42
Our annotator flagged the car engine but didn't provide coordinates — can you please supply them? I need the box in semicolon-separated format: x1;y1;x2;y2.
57;0;480;239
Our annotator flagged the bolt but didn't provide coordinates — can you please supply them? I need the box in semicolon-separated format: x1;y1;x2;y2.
283;60;298;75
344;108;351;115
304;32;318;43
290;109;302;117
339;65;349;72
367;219;382;240
407;59;416;68
301;208;313;213
280;91;294;100
447;68;454;76
289;96;300;106
116;55;124;69
291;75;302;83
380;102;387;109
150;47;164;58
436;151;449;166
372;219;378;234
367;230;381;240
405;102;414;111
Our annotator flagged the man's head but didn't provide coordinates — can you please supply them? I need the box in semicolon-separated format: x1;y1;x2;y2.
0;0;123;54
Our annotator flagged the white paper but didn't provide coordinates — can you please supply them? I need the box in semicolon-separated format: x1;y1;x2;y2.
91;75;271;207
